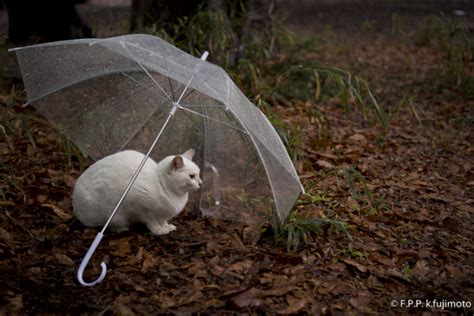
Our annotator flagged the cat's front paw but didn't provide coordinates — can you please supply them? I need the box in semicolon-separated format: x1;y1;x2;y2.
166;223;177;232
148;222;177;235
148;224;171;235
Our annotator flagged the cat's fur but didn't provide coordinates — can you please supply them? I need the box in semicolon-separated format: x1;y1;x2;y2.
73;149;202;235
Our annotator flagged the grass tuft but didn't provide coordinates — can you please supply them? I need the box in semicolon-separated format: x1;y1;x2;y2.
272;210;352;251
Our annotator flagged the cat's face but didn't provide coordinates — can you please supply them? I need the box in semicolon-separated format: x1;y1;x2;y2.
168;149;202;193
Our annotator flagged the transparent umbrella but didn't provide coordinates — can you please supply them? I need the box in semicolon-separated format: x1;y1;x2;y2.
10;34;304;286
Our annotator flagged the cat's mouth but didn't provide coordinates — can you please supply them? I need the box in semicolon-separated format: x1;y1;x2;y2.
189;183;201;191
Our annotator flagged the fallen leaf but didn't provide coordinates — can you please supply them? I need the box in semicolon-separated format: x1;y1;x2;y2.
445;265;464;279
342;258;368;273
296;160;304;173
120;246;144;267
243;225;262;245
317;282;336;295
54;253;75;266
371;253;396;268
0;227;12;242
63;174;76;188
229;286;294;310
109;238;132;257
142;250;159;271
410;259;429;280
230;232;248;252
349;291;371;310
177;290;204;306
37;195;48;203
264;287;294;296
316;159;335;169
455;203;473;213
229;288;266;309
206;239;221;253
0;200;15;207
26;143;35;157
349;133;367;142
5;294;23;313
112;294;134;316
227;260;253;274
41;204;73;220
386;268;410;282
278;298;309;314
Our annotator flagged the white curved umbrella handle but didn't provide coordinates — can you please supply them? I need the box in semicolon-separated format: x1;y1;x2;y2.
77;232;107;287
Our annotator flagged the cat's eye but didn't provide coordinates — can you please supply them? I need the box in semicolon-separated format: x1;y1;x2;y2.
190;174;195;179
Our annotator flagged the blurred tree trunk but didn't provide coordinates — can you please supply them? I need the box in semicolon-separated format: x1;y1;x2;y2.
130;0;276;65
5;0;92;44
130;0;202;33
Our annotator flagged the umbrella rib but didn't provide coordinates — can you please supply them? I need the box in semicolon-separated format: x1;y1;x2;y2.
168;77;176;101
177;105;248;134
120;41;173;103
117;76;173;153
118;42;210;107
180;104;226;108
119;41;193;103
120;72;169;101
119;102;172;153
176;51;209;104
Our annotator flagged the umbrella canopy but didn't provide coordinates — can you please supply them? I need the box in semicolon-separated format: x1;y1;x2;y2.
11;34;304;224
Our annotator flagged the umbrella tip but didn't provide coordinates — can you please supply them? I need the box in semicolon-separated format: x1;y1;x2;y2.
200;51;209;61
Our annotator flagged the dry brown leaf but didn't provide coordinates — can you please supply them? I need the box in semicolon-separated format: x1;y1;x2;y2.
0;200;15;207
227;260;253;274
112;294;134;316
109;238;132;257
5;294;23;314
243;225;262;245
26;144;35;157
349;133;367;142
316;159;335;169
0;227;12;242
229;288;266;309
317;282;336;295
372;253;396;268
349;291;371;310
386;268;410;282
177;290;204;306
63;174;76;188
230;231;248;252
342;258;368;273
445;265;464;279
278;298;309;314
54;253;75;266
41;204;74;220
456;203;473;213
142;251;159;271
263;286;294;296
37;195;48;203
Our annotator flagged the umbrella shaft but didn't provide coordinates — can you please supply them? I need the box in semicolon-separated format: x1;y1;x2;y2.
101;105;176;234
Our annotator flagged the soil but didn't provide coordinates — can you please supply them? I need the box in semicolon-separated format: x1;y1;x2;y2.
1;1;473;314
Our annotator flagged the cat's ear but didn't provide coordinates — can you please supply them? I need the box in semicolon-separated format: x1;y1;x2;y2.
182;149;195;160
172;156;184;170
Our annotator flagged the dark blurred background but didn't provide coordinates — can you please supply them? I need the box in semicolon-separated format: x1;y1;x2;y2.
1;0;473;44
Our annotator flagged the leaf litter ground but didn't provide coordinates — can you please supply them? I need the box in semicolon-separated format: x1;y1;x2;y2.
1;19;473;316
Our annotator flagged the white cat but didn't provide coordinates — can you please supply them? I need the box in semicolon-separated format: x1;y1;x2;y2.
73;149;202;235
